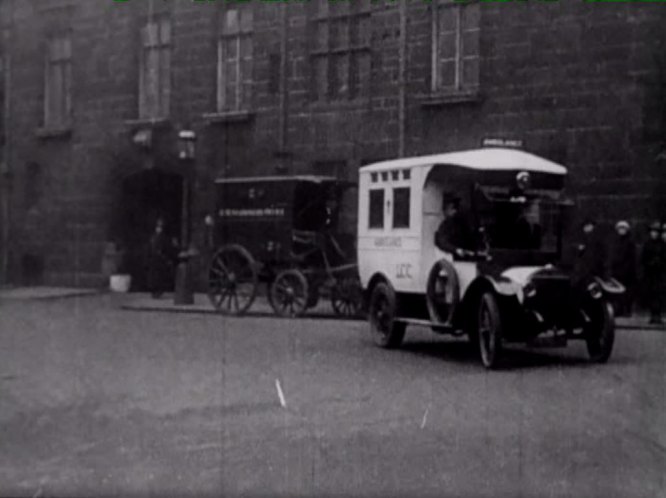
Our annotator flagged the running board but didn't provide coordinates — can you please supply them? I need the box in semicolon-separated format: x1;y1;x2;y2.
395;317;456;334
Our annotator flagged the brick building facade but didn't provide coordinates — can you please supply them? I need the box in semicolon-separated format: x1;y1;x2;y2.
0;0;664;287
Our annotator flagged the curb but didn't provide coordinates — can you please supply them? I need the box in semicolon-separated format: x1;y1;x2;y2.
0;289;103;301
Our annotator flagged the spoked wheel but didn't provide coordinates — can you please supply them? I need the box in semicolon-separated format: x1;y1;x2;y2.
208;245;258;315
331;275;363;318
270;270;309;317
477;292;503;369
368;282;406;348
584;299;615;363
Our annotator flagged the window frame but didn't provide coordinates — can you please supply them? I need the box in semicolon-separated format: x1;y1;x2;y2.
216;5;254;113
431;0;480;94
139;15;172;120
44;30;72;130
309;0;372;102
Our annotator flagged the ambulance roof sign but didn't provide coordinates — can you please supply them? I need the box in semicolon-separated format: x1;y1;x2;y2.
482;138;524;149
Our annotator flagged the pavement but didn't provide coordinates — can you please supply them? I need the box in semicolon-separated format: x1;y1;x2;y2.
1;286;662;331
0;293;664;497
0;286;101;301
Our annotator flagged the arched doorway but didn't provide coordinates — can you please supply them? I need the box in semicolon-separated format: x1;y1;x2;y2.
119;168;183;291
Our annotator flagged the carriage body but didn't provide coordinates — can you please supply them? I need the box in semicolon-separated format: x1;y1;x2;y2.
209;176;361;316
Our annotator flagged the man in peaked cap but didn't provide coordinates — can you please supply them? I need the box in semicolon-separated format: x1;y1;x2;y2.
640;221;665;324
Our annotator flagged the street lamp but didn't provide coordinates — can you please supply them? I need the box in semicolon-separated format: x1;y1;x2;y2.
174;129;196;305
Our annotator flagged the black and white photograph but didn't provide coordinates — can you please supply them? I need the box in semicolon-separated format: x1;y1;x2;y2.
0;0;665;496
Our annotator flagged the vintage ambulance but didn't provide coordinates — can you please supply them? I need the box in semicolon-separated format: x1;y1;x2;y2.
357;148;619;369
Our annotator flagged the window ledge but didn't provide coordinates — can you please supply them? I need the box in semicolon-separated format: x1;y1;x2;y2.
419;89;482;108
310;98;371;112
203;110;254;124
123;117;171;129
35;126;72;139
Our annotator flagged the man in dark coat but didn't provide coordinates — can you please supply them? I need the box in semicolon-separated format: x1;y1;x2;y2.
148;217;177;298
640;221;665;324
435;196;475;258
573;219;609;286
610;220;637;316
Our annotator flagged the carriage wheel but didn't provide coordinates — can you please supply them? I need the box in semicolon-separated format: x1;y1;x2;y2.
208;245;258;315
270;270;309;317
331;276;363;317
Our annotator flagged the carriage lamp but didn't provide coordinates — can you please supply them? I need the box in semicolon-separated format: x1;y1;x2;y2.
174;129;197;305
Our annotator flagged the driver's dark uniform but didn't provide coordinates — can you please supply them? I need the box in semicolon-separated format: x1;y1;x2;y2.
435;212;475;254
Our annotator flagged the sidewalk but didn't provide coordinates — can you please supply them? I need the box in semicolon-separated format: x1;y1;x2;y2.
0;286;101;301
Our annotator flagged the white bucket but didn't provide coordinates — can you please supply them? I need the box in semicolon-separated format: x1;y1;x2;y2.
110;274;132;293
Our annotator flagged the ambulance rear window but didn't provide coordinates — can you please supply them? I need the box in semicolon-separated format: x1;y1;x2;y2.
369;189;384;229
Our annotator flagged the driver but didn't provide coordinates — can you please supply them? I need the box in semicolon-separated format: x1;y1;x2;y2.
435;195;476;258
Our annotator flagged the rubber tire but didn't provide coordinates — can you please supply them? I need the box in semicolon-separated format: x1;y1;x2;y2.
368;282;406;349
585;300;615;363
477;292;503;369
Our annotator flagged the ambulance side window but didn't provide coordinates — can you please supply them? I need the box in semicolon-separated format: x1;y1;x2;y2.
369;189;384;229
392;187;410;228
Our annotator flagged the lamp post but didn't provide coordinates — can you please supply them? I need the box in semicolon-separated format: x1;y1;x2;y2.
174;129;196;305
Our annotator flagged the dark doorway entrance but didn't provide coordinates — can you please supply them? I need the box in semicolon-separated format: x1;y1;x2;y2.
120;169;183;291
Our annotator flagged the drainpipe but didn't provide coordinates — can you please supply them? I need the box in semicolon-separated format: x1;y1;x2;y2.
278;2;289;172
1;0;13;284
398;0;407;158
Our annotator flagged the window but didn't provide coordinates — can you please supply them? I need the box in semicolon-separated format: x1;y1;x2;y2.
217;6;253;112
139;16;171;120
44;32;72;129
432;1;480;93
369;189;384;229
311;0;371;101
393;187;410;228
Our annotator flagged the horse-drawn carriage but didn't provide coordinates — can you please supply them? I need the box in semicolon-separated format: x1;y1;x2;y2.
207;175;362;317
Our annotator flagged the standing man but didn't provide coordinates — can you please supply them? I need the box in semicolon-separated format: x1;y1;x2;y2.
640;221;665;325
573;219;609;286
610;220;637;316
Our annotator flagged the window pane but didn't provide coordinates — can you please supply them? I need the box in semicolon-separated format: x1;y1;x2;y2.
240;36;252;59
393;187;410;228
330;54;348;98
461;3;480;30
240;57;252;107
143;22;158;47
438;31;457;60
438;60;456;89
462;30;479;58
240;8;253;32
159;48;171;116
462;56;479;87
314;56;327;100
438;6;457;32
225;10;239;34
369;189;384;229
160;19;171;44
357;52;371;97
315;21;328;51
330;19;348;50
